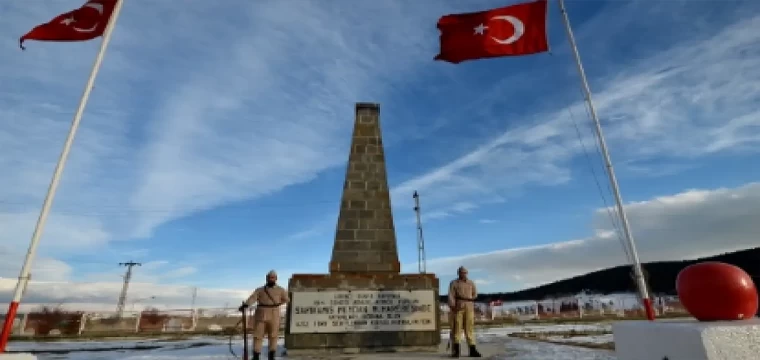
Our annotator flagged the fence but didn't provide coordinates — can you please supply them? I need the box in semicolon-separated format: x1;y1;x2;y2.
2;307;248;337
439;294;689;323
1;294;688;338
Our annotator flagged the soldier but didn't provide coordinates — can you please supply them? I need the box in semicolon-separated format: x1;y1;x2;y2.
240;270;289;360
448;266;481;358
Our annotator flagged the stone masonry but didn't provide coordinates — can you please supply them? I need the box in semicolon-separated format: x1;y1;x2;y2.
330;102;399;274
285;103;440;355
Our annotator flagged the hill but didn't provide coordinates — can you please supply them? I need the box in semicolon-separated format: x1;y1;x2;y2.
440;247;760;303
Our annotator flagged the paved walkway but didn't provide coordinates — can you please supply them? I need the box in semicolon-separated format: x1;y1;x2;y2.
286;343;504;359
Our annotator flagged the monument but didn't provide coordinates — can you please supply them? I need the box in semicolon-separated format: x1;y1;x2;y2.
284;103;441;355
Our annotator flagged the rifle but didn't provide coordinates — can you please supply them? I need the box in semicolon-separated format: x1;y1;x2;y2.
241;302;249;360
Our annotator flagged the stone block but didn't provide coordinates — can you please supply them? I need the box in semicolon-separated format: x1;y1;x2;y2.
0;355;37;360
613;318;760;360
333;240;371;252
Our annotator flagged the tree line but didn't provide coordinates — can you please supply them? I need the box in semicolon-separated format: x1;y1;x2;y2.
441;247;760;303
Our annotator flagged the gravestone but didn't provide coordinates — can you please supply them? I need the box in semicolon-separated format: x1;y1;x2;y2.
285;103;441;355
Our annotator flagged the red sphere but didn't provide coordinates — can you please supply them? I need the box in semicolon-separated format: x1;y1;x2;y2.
676;261;758;321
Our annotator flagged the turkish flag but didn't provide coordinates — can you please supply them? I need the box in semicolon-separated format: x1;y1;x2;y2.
435;0;549;64
20;0;118;50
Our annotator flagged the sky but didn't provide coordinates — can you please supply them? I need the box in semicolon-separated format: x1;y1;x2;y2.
1;0;759;313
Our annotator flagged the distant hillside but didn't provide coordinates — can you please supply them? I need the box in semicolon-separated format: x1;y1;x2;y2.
440;247;760;303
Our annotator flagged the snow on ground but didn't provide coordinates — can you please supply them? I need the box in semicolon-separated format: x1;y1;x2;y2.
545;334;614;345
475;323;612;337
497;338;616;360
6;323;616;359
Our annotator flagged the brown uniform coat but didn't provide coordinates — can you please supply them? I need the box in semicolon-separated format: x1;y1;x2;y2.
448;279;477;346
448;279;477;311
245;285;289;353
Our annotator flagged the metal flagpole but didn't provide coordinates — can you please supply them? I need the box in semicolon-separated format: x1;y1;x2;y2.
0;0;128;351
557;0;656;321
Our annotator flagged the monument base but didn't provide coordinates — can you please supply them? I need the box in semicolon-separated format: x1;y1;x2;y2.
285;273;440;354
613;318;760;360
0;354;37;360
285;342;503;359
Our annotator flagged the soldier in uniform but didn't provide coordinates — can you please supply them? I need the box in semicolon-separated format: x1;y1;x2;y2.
448;266;481;357
240;270;289;360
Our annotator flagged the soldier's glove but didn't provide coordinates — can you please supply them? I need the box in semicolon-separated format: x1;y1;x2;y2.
238;303;249;312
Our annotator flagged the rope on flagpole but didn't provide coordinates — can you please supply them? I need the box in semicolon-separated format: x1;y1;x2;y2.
566;106;632;263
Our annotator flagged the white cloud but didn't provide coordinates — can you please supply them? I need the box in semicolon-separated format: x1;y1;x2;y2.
125;1;440;238
479;219;499;224
0;212;110;253
427;182;760;290
0;0;446;277
1;0;470;265
0;265;310;312
392;9;760;217
78;260;201;286
162;266;198;279
0;251;72;283
4;182;757;310
423;201;478;221
0;278;247;313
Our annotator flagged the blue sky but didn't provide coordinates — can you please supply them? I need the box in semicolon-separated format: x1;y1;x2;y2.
1;0;760;311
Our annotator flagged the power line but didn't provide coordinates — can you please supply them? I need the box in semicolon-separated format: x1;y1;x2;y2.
0;199;338;212
0;251;155;268
565;70;631;263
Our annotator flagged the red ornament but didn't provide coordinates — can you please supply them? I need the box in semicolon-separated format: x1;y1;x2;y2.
676;261;758;321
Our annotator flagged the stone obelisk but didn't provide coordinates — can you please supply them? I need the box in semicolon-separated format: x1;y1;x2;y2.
285;103;441;355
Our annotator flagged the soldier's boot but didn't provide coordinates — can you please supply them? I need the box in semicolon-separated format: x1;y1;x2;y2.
268;350;276;360
451;343;460;358
252;352;260;360
468;345;482;357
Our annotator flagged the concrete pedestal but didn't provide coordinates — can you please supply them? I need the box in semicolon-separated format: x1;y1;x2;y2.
285;273;441;354
613;318;760;360
0;354;37;360
285;342;502;359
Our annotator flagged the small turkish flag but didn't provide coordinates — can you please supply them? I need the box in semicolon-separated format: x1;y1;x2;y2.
435;0;549;64
20;0;118;50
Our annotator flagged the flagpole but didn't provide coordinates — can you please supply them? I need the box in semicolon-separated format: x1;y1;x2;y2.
557;0;656;321
0;0;127;352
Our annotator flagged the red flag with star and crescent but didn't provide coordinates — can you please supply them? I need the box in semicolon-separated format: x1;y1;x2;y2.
435;0;549;64
19;0;118;50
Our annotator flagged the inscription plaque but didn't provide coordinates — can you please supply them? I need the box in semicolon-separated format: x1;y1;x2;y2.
289;290;436;334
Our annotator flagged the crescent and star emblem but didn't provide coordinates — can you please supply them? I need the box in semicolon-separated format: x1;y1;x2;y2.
59;1;105;33
473;15;525;45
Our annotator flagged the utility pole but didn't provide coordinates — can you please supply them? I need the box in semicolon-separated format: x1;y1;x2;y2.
190;286;198;311
116;261;141;318
413;191;427;274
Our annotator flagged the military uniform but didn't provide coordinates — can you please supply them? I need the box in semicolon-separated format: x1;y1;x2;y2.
243;270;289;360
448;266;481;357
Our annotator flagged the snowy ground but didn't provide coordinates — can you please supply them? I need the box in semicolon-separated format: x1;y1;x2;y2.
544;334;613;345
6;323;617;359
